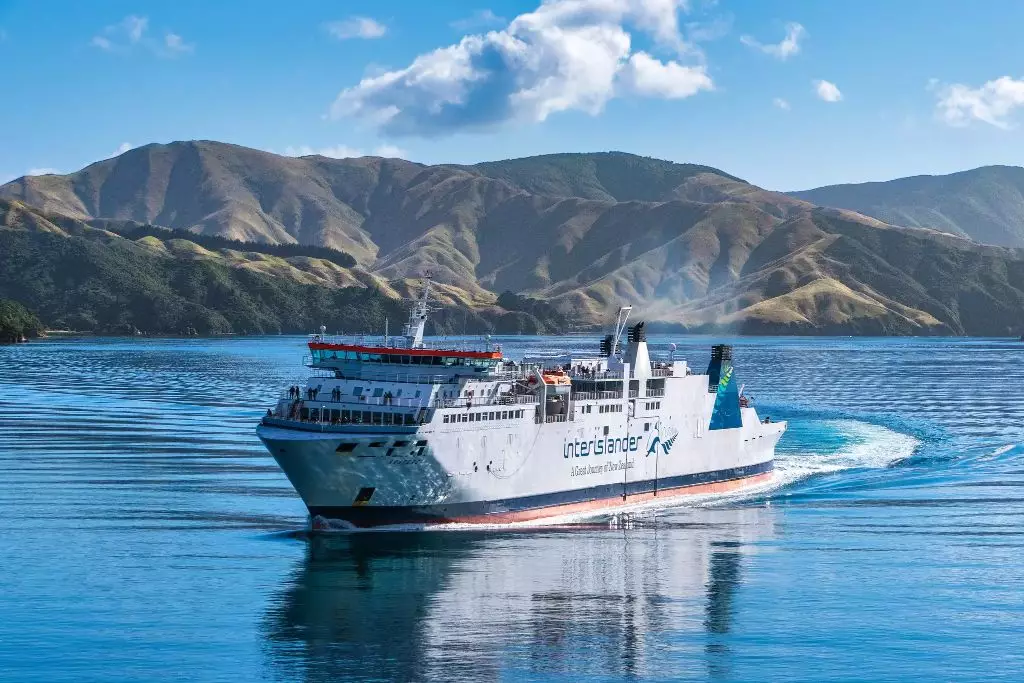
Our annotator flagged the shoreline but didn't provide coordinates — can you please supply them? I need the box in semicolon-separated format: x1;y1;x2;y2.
28;330;1024;342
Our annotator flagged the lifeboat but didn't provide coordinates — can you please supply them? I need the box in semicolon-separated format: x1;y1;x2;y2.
541;370;571;386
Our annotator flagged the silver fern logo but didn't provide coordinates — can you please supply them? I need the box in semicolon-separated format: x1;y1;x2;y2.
646;420;678;456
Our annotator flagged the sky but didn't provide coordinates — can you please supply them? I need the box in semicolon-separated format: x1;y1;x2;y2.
3;0;1024;190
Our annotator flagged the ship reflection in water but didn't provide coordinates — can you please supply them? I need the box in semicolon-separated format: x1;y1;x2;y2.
261;507;775;681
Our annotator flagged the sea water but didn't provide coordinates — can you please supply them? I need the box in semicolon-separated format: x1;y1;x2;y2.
1;336;1022;682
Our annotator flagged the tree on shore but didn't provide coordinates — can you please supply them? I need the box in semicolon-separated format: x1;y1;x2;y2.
0;299;43;343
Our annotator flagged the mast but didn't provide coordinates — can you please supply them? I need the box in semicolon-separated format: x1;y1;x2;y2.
403;276;432;349
612;306;632;357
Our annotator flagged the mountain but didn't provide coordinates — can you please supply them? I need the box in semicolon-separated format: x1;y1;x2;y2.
5;143;1024;336
0;199;562;336
789;166;1024;248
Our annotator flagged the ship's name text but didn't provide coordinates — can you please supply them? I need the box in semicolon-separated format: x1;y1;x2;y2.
564;435;642;459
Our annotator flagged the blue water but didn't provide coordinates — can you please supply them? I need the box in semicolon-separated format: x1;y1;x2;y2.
2;335;1023;682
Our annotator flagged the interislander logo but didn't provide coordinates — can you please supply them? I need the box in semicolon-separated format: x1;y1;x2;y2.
646;420;678;457
563;432;642;459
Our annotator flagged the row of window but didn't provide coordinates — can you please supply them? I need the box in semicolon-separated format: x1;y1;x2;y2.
301;408;419;425
644;401;661;410
313;349;498;368
578;403;624;414
351;386;422;399
443;409;525;424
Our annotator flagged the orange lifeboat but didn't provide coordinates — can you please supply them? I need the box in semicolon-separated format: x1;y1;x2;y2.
542;370;571;386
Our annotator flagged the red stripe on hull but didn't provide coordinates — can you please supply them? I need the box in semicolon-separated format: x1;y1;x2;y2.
442;471;775;525
308;342;501;360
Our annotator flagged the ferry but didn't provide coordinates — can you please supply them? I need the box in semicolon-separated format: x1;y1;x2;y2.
256;280;786;527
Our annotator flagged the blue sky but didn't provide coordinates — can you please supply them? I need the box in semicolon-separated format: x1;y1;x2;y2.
3;0;1024;190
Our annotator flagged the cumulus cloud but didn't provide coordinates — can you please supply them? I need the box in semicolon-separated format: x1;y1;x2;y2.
27;168;61;176
740;22;805;60
451;9;506;31
326;17;387;40
285;144;364;158
620;51;712;99
773;97;790;110
284;143;410;159
330;0;712;137
373;144;409;158
164;33;194;55
933;76;1024;129
114;142;133;156
90;15;192;56
814;79;842;102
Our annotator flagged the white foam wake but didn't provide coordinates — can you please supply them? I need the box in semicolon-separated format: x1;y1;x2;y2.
770;419;919;492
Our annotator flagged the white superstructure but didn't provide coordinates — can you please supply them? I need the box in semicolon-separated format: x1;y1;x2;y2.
257;281;786;527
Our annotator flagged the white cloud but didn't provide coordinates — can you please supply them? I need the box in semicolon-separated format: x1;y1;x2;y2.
620;51;713;99
814;79;842;102
373;144;409;158
164;33;194;55
773;97;790;110
283;143;410;159
284;144;364;159
933;76;1024;129
114;142;133;156
90;15;192;56
740;22;805;60
330;0;710;137
27;168;60;176
326;17;387;40
451;9;506;31
123;15;148;43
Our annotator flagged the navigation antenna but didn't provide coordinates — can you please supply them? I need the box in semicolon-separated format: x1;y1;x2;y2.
403;275;433;349
612;306;633;358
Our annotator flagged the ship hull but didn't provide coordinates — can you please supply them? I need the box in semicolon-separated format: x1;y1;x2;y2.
305;466;774;527
258;410;784;528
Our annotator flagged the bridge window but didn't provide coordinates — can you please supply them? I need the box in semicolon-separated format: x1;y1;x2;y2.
353;386;363;397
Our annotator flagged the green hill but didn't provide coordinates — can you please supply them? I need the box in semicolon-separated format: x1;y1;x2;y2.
789;166;1024;247
465;152;747;202
0;199;560;336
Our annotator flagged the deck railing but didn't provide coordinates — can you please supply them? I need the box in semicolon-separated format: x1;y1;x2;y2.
570;390;623;401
